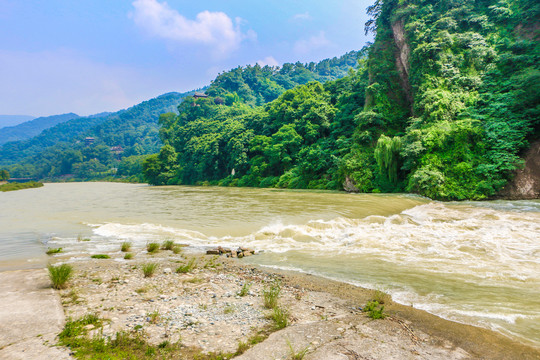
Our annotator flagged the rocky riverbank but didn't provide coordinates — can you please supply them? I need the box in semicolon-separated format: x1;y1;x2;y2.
2;246;539;359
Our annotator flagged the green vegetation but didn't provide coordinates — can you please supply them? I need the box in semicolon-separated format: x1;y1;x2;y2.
146;242;160;253
120;242;131;252
0;169;9;180
175;258;197;273
0;181;43;192
141;0;538;200
0;113;79;146
141;263;158;278
58;314;182;359
363;300;386;320
287;338;309;360
124;253;133;260
48;263;73;290
90;254;110;259
262;281;281;309
269;306;289;330
161;240;175;251
46;247;62;255
238;282;252;297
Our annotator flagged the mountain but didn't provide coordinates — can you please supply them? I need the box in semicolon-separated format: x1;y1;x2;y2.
0;113;80;145
0;115;35;129
145;0;539;200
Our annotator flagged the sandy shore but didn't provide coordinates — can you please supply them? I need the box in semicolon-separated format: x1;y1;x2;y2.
1;248;539;359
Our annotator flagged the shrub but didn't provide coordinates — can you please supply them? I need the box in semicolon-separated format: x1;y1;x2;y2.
262;281;281;309
363;300;386;319
46;247;62;255
91;254;110;259
238;282;252;297
120;242;132;252
142;263;158;278
124;253;133;260
146;242;160;253
48;263;73;289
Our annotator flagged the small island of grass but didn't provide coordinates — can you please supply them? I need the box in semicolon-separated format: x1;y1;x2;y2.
0;181;44;192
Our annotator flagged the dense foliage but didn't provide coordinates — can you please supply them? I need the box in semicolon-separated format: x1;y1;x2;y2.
0;181;43;192
0;113;80;145
144;0;538;200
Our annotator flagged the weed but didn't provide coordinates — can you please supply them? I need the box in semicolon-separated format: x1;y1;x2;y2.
135;286;149;294
146;242;160;253
172;245;183;254
262;281;281;309
234;341;249;356
124;253;133;260
287;338;309;360
238;282;252;297
223;305;235;314
147;310;161;324
373;289;389;305
270;306;288;329
120;242;132;252
185;276;203;284
90;254;110;259
363;300;386;319
46;247;62;255
176;258;196;273
142;263;158;278
199;303;208;311
48;263;73;289
161;240;175;250
77;234;83;242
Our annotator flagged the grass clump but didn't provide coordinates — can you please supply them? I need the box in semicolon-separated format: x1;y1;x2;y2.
59;314;181;359
124;253;133;260
262;281;281;309
120;242;132;252
142;263;158;278
161;240;175;250
48;263;73;290
172;245;183;254
46;247;62;255
90;254;110;259
363;300;386;319
0;181;43;192
287;338;309;360
238;282;252;297
270;306;289;329
175;258;197;273
147;310;161;324
146;242;160;253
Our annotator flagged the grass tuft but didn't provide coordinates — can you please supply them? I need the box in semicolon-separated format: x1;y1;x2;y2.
262;281;281;309
90;254;110;259
270;306;289;329
363;300;386;319
46;247;62;255
124;253;133;260
142;263;158;278
48;263;73;290
146;242;160;253
175;258;196;273
287;338;309;360
120;242;132;252
238;282;252;297
161;240;175;251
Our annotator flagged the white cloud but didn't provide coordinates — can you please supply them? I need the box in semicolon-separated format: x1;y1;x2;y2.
130;0;253;57
256;56;279;67
294;31;331;55
292;12;311;21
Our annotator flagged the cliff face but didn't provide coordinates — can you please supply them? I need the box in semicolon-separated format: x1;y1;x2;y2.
498;140;540;199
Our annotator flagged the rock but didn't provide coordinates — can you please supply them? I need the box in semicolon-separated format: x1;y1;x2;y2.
231;252;237;258
206;249;220;255
221;248;232;253
163;268;172;274
237;253;244;259
243;251;252;257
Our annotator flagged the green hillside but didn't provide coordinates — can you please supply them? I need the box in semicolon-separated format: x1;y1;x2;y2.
145;0;538;200
0;113;80;145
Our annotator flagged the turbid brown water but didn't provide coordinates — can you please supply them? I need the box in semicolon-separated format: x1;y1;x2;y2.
1;182;538;348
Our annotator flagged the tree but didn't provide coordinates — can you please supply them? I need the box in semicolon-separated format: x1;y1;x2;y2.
0;169;9;181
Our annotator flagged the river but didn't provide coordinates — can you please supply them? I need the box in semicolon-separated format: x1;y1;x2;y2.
1;182;539;347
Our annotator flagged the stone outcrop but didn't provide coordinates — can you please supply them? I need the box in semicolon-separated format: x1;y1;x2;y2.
498;140;540;199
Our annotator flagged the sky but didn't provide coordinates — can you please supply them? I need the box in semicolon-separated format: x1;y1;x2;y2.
0;0;374;119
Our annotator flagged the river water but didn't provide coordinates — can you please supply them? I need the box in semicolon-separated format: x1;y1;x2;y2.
1;182;539;347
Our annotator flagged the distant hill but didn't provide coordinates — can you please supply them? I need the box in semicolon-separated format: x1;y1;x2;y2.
0;115;35;129
0;113;80;145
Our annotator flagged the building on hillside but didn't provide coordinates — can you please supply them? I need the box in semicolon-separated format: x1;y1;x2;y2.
84;137;95;146
193;92;208;99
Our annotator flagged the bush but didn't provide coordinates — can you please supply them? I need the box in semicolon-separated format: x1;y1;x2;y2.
48;263;73;289
363;300;386;319
91;254;110;259
142;263;158;278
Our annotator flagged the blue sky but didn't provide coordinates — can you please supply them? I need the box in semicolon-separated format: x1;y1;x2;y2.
0;0;374;118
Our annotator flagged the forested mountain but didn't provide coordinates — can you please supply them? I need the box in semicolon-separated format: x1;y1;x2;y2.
0;92;192;179
0;113;80;145
145;0;538;200
0;52;361;181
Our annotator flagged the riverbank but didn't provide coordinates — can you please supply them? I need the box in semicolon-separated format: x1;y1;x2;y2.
5;248;538;360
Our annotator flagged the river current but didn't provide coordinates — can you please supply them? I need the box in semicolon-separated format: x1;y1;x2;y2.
1;182;539;347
